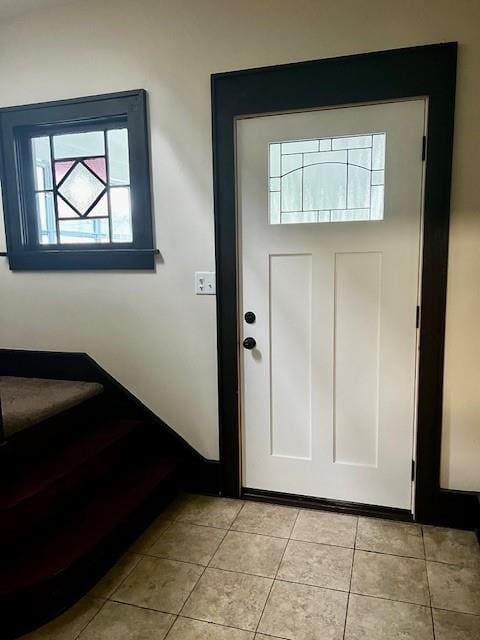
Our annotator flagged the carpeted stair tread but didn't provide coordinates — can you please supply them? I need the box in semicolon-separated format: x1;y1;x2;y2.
0;418;142;510
0;376;104;438
0;451;180;595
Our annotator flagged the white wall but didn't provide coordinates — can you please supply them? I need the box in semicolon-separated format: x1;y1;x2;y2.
0;0;478;489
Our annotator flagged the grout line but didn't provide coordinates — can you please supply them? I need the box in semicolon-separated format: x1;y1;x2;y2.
425;557;480;568
346;592;432;610
287;508;300;538
288;536;354;550
73;598;109;640
176;521;229;619
228;501;300;539
101;553;144;600
352;547;427;562
172;563;278;582
98;599;172;615
173;519;232;532
108;598;176;615
133;553;212;569
207;527;229;568
163;613;178;639
289;537;355;549
178;612;267;635
348;589;431;608
430;606;480;617
267;577;353;596
423;527;436;640
165;529;227;640
229;501;248;531
253;509;302;635
342;516;359;640
178;564;208;617
354;547;426;560
228;527;294;541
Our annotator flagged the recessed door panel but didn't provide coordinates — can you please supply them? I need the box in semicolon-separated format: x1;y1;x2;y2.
333;251;381;467
269;253;312;460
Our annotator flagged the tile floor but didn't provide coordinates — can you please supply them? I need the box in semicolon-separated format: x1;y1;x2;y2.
24;494;480;640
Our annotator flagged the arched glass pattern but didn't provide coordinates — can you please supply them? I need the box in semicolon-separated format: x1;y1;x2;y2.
269;133;386;224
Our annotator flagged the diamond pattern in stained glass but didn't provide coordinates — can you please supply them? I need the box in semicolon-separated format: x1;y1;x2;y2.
57;162;105;215
32;126;134;245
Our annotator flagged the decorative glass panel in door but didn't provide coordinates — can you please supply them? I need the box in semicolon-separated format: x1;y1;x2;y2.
269;133;386;224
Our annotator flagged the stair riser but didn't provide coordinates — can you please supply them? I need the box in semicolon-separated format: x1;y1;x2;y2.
0;428;150;547
2;396;118;466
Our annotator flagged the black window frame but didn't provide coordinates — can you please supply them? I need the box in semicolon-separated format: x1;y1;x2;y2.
0;89;157;270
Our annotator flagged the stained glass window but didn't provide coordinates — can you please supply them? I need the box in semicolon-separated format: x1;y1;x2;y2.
31;128;133;244
268;133;386;224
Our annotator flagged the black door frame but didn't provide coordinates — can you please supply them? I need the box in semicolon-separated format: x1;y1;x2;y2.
211;43;457;524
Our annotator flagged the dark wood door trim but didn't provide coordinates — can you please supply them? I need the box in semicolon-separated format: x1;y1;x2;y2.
211;43;458;524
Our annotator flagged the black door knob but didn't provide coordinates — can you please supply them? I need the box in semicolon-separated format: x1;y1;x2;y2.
245;311;256;324
243;337;256;350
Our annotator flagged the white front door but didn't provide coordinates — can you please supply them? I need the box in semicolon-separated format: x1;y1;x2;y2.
238;100;426;509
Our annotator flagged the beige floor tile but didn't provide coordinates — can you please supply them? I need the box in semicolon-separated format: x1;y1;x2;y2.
149;522;226;565
432;608;480;640
345;594;433;640
423;527;480;567
181;567;272;631
172;494;243;528
89;552;141;598
21;597;104;640
351;550;429;605
167;617;254;639
78;601;174;640
112;556;203;614
291;510;357;548
130;516;172;553
231;502;298;538
258;579;347;640
277;539;353;591
210;531;287;578
356;518;424;558
427;561;480;615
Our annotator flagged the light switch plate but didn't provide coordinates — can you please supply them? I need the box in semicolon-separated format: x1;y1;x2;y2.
195;271;216;295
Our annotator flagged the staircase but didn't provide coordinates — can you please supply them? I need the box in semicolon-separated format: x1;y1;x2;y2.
0;372;184;639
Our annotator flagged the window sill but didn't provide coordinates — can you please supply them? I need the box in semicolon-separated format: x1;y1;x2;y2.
4;248;159;271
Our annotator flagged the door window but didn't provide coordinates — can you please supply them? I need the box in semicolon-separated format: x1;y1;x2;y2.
268;132;386;224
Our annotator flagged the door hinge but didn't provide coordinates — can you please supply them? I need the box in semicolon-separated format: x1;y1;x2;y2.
421;136;427;161
416;305;420;328
411;459;416;481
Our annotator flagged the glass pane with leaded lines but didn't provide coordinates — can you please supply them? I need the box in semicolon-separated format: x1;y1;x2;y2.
31;128;133;244
268;132;386;224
